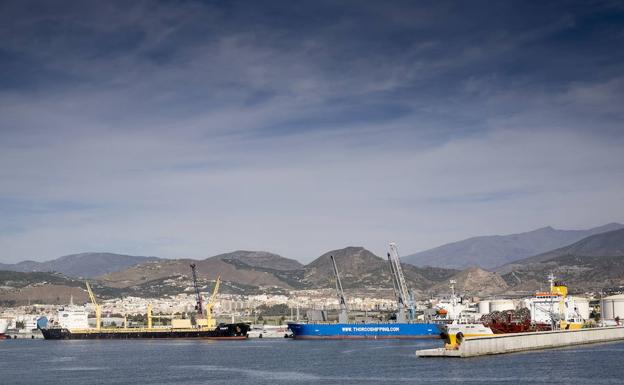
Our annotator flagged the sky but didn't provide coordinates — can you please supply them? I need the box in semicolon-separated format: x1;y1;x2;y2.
1;0;624;263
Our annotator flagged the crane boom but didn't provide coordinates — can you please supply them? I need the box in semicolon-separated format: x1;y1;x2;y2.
190;264;204;316
85;281;98;306
85;281;101;331
330;255;348;323
388;242;414;322
205;276;221;329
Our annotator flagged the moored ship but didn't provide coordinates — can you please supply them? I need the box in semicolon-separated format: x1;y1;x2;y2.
288;243;443;339
39;264;249;340
39;322;249;340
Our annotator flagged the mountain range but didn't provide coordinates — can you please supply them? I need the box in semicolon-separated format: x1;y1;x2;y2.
1;223;624;304
403;223;624;269
0;252;160;278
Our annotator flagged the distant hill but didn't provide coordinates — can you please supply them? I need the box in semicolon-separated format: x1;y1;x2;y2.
501;228;624;268
98;251;302;290
0;252;160;278
302;246;457;294
499;228;624;292
0;271;89;306
431;267;509;296
403;223;624;269
212;250;303;271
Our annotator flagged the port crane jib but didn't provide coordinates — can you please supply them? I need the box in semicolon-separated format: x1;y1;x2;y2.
85;281;102;331
205;276;221;329
387;242;415;322
330;255;349;323
190;263;204;317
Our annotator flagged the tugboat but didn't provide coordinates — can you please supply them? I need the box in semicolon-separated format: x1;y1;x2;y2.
288;243;442;339
39;265;249;340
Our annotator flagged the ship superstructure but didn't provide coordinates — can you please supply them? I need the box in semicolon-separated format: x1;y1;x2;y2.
524;273;584;330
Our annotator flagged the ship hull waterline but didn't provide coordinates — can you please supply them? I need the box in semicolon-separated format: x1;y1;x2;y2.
40;323;250;340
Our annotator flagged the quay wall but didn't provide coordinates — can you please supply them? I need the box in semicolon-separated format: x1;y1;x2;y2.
416;326;624;358
459;326;624;357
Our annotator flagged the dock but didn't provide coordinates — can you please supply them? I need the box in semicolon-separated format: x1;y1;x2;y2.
416;326;624;358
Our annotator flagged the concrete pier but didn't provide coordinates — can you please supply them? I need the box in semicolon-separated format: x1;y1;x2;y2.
416;326;624;358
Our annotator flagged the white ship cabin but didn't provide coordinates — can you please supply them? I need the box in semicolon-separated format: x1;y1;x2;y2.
57;306;89;329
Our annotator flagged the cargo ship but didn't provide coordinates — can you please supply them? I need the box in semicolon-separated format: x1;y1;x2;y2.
39;264;249;340
288;322;440;339
39;322;249;340
288;243;443;339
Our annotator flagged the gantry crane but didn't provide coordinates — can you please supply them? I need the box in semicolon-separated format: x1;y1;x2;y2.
85;281;101;330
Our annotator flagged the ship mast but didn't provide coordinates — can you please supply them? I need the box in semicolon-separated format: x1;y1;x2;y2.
330;255;349;323
190;264;204;317
388;242;414;322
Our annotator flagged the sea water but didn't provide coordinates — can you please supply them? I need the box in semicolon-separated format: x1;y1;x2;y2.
1;338;623;384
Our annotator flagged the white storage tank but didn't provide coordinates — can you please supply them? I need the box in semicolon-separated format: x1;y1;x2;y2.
568;296;591;320
601;294;624;320
477;300;490;315
489;299;515;312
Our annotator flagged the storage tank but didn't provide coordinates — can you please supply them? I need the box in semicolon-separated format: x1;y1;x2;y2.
568;296;590;320
489;299;515;312
601;294;624;320
477;300;490;315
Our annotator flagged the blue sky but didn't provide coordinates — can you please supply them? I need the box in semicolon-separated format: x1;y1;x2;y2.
1;0;623;263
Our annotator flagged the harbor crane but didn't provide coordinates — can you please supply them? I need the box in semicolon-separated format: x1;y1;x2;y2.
387;242;415;322
85;281;101;331
205;276;221;328
330;255;349;323
190;263;204;317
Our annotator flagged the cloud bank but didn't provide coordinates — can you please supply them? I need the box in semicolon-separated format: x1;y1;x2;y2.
1;0;623;262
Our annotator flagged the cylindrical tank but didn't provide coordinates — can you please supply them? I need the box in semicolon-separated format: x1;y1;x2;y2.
568;296;590;320
477;300;490;315
601;294;624;320
489;299;515;312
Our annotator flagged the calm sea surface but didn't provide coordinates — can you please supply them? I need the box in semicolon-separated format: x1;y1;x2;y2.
1;338;623;385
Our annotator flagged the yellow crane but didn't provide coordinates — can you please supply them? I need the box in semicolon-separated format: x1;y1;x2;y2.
205;276;221;329
85;281;101;331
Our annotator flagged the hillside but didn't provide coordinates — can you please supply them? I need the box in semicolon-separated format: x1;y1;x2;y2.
496;228;624;292
0;271;89;306
430;267;509;296
211;250;303;270
0;252;160;278
501;228;624;269
98;251;301;290
403;223;623;269
302;246;457;294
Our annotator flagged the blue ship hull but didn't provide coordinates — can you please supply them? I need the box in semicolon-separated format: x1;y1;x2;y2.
287;322;442;339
